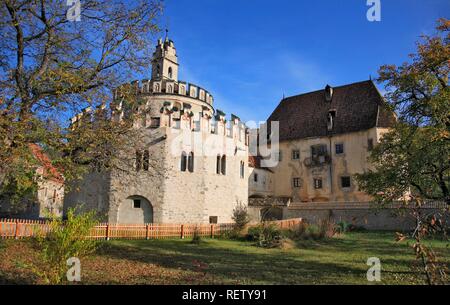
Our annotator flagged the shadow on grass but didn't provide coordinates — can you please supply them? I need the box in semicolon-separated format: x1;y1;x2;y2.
96;232;424;284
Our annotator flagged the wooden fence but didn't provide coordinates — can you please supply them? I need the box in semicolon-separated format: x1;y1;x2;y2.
0;218;302;240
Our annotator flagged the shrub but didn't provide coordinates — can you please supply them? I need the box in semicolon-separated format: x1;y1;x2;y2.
246;223;283;248
336;221;351;234
32;208;99;284
190;227;201;244
232;201;250;233
284;219;338;241
318;218;337;239
305;224;321;240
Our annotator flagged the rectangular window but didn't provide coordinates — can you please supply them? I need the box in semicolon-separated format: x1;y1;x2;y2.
292;150;300;160
314;178;323;189
341;176;351;188
135;151;142;172
311;145;327;158
293;177;301;188
240;161;245;179
335;143;344;155
133;199;141;209
143;150;149;171
209;216;218;224
150;117;160;128
368;138;374;151
254;173;258;182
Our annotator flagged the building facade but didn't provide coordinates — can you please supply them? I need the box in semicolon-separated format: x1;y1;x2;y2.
64;37;249;224
0;144;64;219
249;80;396;204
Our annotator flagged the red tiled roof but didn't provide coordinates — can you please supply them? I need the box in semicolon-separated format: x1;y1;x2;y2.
28;144;64;184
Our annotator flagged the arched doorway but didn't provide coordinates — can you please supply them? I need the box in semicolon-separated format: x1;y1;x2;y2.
118;196;153;224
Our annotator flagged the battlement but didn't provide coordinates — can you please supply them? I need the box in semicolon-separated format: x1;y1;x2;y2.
154;107;248;146
113;79;214;106
69;102;248;147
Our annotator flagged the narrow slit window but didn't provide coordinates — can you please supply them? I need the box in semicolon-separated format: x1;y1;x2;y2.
136;150;142;172
181;152;187;172
143;150;149;171
188;152;194;172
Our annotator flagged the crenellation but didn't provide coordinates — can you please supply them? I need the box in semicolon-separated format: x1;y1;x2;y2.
189;84;198;98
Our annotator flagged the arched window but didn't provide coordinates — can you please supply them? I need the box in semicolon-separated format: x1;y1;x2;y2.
156;65;160;78
216;155;221;174
180;152;187;172
168;67;173;79
188;152;194;172
221;155;226;175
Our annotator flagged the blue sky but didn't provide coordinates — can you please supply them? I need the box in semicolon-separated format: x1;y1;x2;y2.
153;0;449;123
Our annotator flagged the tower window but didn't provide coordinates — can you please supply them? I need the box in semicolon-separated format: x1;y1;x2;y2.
181;152;187;172
156;65;160;78
168;67;173;79
136;151;142;172
216;155;221;174
143;150;150;171
221;155;226;175
188;152;194;173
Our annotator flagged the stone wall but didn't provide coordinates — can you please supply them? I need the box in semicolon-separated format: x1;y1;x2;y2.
287;202;449;231
249;202;449;231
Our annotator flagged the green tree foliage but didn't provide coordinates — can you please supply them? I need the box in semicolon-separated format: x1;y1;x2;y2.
0;1;163;207
232;201;250;233
33;208;99;284
356;18;450;205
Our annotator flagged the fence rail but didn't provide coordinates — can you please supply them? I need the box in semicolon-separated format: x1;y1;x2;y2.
0;218;302;240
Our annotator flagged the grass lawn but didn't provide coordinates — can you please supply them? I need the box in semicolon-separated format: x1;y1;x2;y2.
0;232;448;284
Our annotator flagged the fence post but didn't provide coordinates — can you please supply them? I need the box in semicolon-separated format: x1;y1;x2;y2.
146;224;150;240
14;220;20;240
210;224;214;238
105;224;110;241
180;224;184;239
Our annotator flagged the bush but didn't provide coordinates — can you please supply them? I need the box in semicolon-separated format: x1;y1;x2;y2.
190;227;201;244
32;208;99;284
246;223;283;248
232;201;250;234
318;218;337;239
218;229;241;240
285;219;338;241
